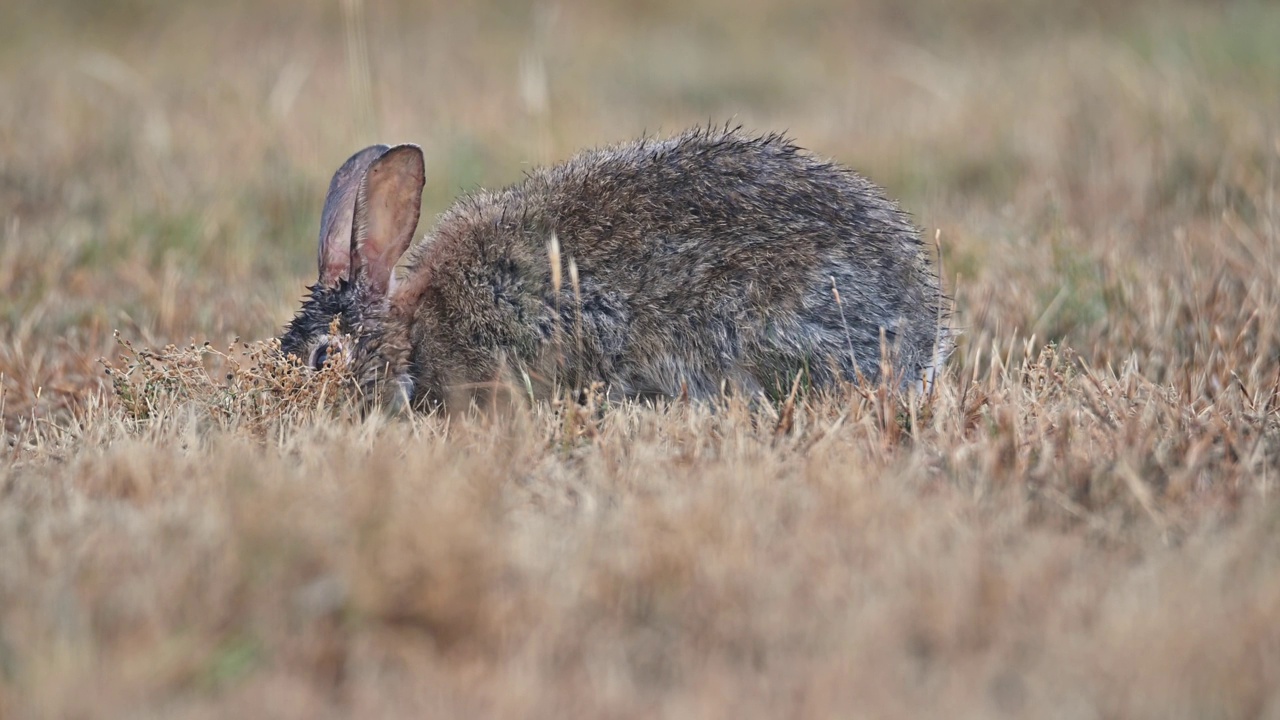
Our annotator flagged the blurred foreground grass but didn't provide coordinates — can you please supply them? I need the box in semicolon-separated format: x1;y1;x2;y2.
2;1;1280;717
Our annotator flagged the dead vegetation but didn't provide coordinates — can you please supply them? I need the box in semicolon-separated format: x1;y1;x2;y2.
3;0;1280;717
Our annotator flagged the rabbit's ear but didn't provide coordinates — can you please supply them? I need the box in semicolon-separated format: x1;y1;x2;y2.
351;144;425;297
318;144;390;286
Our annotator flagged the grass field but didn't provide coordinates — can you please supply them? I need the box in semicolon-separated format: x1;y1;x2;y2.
3;0;1280;717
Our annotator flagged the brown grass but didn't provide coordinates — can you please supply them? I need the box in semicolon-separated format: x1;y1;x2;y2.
3;0;1280;717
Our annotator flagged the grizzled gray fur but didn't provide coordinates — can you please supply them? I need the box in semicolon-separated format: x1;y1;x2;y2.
279;126;951;410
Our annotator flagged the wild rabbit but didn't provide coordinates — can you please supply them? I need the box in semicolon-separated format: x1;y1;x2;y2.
279;126;951;410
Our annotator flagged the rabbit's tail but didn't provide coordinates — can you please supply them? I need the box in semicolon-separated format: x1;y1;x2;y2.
915;323;957;395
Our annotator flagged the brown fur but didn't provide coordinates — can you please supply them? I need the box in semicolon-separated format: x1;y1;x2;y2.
280;126;951;410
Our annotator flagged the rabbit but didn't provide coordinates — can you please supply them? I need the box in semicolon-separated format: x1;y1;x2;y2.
278;126;951;411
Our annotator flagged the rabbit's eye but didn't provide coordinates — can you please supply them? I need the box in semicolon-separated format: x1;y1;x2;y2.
309;342;333;370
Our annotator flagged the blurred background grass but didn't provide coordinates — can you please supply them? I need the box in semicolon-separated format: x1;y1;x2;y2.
4;4;1280;717
1;0;1278;419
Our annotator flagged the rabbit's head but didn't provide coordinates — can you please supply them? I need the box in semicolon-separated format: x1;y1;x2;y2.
278;144;425;409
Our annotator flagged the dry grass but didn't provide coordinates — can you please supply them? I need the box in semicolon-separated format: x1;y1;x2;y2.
3;0;1280;717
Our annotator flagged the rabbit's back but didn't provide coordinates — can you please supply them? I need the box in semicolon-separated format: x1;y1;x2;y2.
396;126;948;402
